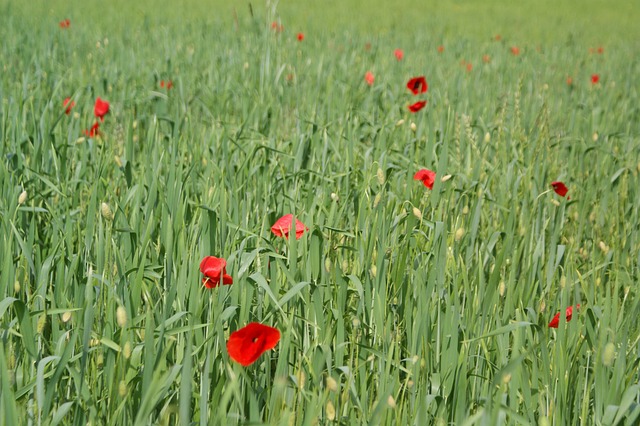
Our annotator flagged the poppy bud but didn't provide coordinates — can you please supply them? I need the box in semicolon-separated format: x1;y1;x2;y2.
101;202;114;220
123;341;132;359
602;342;615;366
593;132;599;141
462;205;469;215
373;193;382;208
387;395;397;408
330;192;339;202
324;258;332;273
326;401;336;420
412;207;422;220
62;311;72;323
484;132;491;143
440;174;452;182
18;190;27;204
455;227;465;241
410;122;417;132
296;371;306;389
396;119;405;127
116;306;127;328
14;281;20;293
370;265;377;277
37;315;47;334
326;376;338;392
598;241;609;254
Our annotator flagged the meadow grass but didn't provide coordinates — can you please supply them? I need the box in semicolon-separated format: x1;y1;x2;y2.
1;0;639;424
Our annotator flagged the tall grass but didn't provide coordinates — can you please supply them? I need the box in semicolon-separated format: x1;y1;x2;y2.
1;0;639;424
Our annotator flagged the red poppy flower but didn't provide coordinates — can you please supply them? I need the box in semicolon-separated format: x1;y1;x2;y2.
466;62;473;72
167;81;173;89
271;21;284;33
271;214;308;239
406;76;427;95
227;323;281;366
510;46;520;55
591;74;600;84
94;98;110;121
494;34;502;41
365;71;374;86
482;55;491;63
413;169;436;189
297;33;304;41
364;42;372;51
59;19;70;29
597;46;604;54
551;181;569;198
566;76;573;86
63;98;75;115
408;100;427;113
394;49;404;61
437;45;444;53
160;80;173;90
548;304;579;328
200;256;233;288
83;122;100;138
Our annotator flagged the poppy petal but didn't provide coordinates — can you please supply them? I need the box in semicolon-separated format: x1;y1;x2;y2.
94;97;110;119
200;256;233;288
548;305;579;328
413;169;436;189
271;214;308;239
227;323;281;366
551;181;569;198
408;100;427;113
406;76;428;95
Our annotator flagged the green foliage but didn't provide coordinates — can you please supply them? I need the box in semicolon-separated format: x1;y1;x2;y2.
1;0;639;424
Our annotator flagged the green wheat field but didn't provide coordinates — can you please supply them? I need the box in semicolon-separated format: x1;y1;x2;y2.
1;0;639;424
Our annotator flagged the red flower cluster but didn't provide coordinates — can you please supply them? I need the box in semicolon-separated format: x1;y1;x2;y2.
59;19;70;29
160;80;174;90
548;305;579;328
406;76;428;112
271;214;308;239
414;169;436;189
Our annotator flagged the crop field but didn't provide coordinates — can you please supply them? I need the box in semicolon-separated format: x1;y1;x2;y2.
1;0;640;424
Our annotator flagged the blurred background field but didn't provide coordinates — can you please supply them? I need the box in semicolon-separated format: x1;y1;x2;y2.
1;0;639;425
